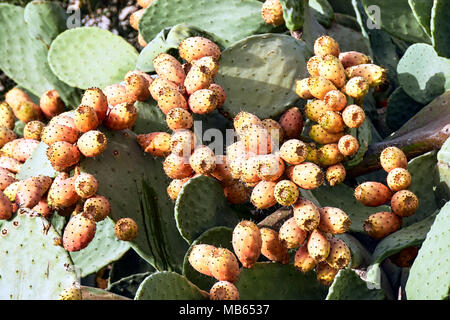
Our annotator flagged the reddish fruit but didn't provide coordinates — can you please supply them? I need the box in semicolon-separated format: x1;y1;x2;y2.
338;135;359;157
63;212;96;252
77;130;108;158
293;198;321;232
314;36;340;57
153;53;186;86
47;173;80;209
339;51;372;68
0;126;17;148
81;87;108;123
179;37;221;63
259;227;289;264
32;198;52;219
15;175;52;208
167;178;190;200
137;132;171;157
291;162;324;190
210;281;240;300
41;123;79;145
208;84;226;107
279;217;307;249
294;245;316;272
0;191;13;220
390;246;419;268
354;182;392;207
364;212;402;239
163;153;193;179
103;83;135;106
114;217;138;241
307;229;330;262
250;181;277;209
74;105;99;133
40;90;65;119
0;167;15;192
223;181;250;205
232;220;262;268
390;190;419;217
46;141;81;171
104;102;138;131
318;207;351;234
380;147;407;173
386;168;412;191
208;248;240;283
188;244;216;277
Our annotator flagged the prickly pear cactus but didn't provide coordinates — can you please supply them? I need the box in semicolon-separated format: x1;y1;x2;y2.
430;0;450;59
386;88;424;131
16;142;57;180
0;209;78;299
133;100;168;134
408;0;433;37
326;269;385;300
48;27;139;89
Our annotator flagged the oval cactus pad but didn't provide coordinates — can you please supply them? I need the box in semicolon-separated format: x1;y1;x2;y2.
48;27;139;89
215;34;309;119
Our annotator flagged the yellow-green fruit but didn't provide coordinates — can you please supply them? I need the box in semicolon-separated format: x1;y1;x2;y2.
318;144;345;167
316;262;339;286
0;102;15;130
114;217;138;241
59;285;82;300
326;163;346;186
274;180;299;206
279;217;307;249
23;121;45;141
318;111;345;134
344;76;369;99
305;100;333;122
293;198;321;232
318;54;346;88
77;130;108;158
3;181;20;202
14;101;42;123
309;125;344;145
295;78;313;99
308;76;337;100
305;143;323;165
346;64;387;87
318;207;351;234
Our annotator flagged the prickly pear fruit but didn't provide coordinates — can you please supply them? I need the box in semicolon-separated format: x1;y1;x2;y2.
137;0;152;7
261;0;284;26
15;175;52;208
47;173;80;209
5;87;32;108
179;37;221;63
226;141;246;162
318;54;346;88
41;123;79;145
167;178;190;200
58;285;82;300
77;130;108;158
13;100;42;123
279;107;303;140
188;89;218;114
380;147;407;173
364;212;402;239
103;84;135;106
346;64;387;87
211;155;234;186
170;129;196;157
354;182;392;207
223;181;250;205
390;190;419;217
193;56;219;78
308;75;339;99
137;132;171;157
153;53;186;86
344;76;369;99
23;120;45;141
74;172;98;198
0;102;15;130
39;89;65;119
0;167;15;192
293;198;320;232
0;126;17;148
295;78;314;99
63;212;96;252
149;78;184;102
74;105;99;133
1;138;39;162
274;180;299;206
318;144;345;167
208;247;240;283
292;162;324;190
250;181;277;209
342;104;366;128
163;153;193;179
129;8;144;30
166;108;193;130
243;125;273;155
256;154;284;182
81;87;108;123
314;36;340;57
262;119;284;145
307;229;330;262
104;102;138;131
279;139;307;165
294;245;316;272
232;220;262;268
259;227;289;264
326;163;346;186
49;114;77;131
279;217;307;249
338;135;359;157
185;65;213;95
0;191;13;220
307;55;322;76
189;244;216;277
316;262;339;286
46;141;81;171
318;111;345;134
240;155;261;185
3;181;20;202
339;51;372;69
233;112;263;138
32;198;52;219
390;246;419;268
326;237;352;269
305;100;333;123
0;156;21;174
114;217;138;241
210;281;240;300
319;207;350;235
189;145;216;175
324;90;347;112
208;84;226;107
309;124;344;145
387;168;412;191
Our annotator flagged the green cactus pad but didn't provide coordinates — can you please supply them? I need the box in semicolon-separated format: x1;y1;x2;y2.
235;262;328;299
310;183;391;233
215;34;309;119
50;213;66;235
70;217;131;277
309;0;334;28
329;0;355;16
397;44;450;104
138;0;272;47
48;27;139;90
436;137;450;203
335;234;371;268
133;100;168;134
302;5;326;52
386;88;425;131
408;0;433;36
17;142;58;180
24;1;67;46
0;209;78;299
361;0;431;44
0;4;80;107
135;271;209;300
109;249;156;284
279;0;307;30
334;13;362;31
80;129;188;272
345;118;372;169
327;22;371;56
107;272;152;299
175;176;240;244
406;201;450;299
326;269;385;300
182;227;233;291
431;0;450;59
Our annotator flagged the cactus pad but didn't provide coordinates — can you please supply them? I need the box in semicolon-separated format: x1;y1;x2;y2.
397;43;450;104
215;34;309;119
135;271;209;300
408;0;433;36
0;209;78;299
430;0;450;59
17;142;57;180
279;0;307;30
309;0;335;28
175;176;240;244
182;227;233;291
406;201;450;299
133;100;168;134
386;88;424;131
335;234;371;268
48;27;139;90
107;272;152;299
326;269;385;300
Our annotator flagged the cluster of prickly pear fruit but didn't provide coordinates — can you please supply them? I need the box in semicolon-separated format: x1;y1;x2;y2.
129;0;154;48
358;147;419;239
296;36;387;186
